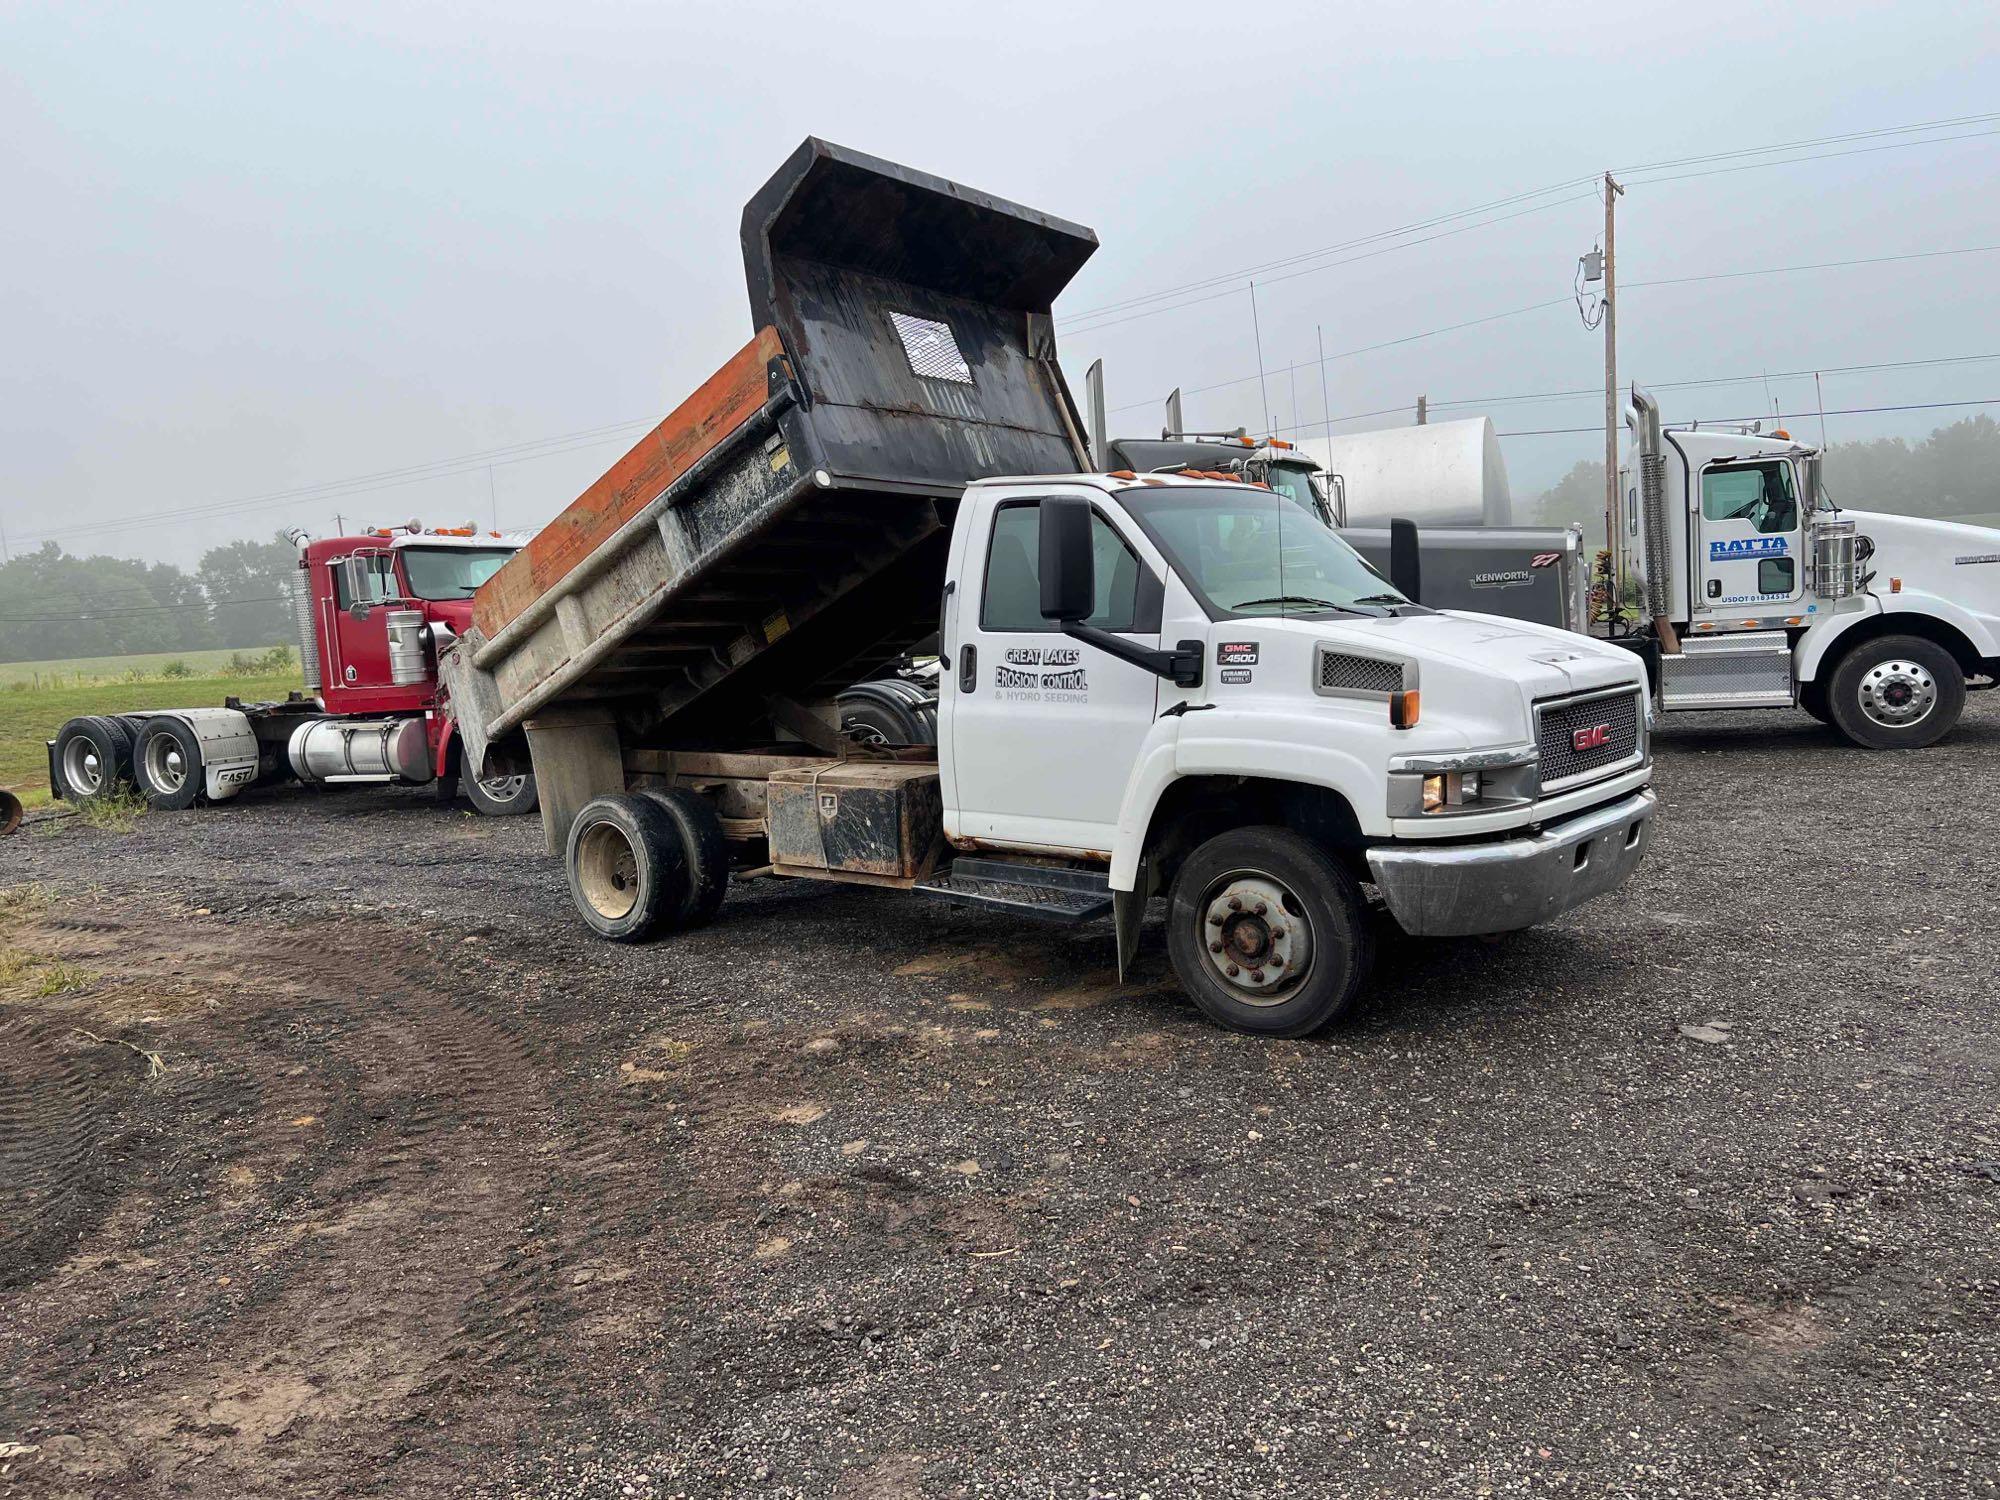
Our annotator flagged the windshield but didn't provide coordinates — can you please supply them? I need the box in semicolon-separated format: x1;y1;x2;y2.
1261;462;1329;523
1120;485;1408;618
399;546;516;600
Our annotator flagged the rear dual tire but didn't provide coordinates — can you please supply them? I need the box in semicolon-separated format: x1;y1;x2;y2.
133;719;205;811
564;790;729;942
54;716;135;803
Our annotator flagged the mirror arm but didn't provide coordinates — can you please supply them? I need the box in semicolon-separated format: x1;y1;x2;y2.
1059;622;1205;689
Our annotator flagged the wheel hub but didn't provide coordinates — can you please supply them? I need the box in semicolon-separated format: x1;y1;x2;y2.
146;739;186;794
1858;659;1937;728
61;739;104;796
1197;873;1313;1005
577;823;641;920
479;774;527;803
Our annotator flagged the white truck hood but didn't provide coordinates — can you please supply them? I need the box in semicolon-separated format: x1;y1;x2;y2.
1846;509;2000;631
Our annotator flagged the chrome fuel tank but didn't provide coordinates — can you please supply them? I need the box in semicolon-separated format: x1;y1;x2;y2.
286;716;434;784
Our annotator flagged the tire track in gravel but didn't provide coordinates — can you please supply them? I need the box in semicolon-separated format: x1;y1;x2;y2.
0;1015;126;1293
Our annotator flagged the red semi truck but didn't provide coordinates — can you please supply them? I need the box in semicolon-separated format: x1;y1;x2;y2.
48;524;542;816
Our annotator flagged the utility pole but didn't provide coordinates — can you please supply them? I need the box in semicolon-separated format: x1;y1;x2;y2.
1602;172;1625;584
1415;394;1428;426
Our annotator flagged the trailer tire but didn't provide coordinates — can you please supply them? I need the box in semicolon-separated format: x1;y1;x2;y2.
1826;634;1964;750
638;787;730;927
466;771;539;817
565;794;690;943
1165;826;1373;1038
53;716;135;803
133;718;206;811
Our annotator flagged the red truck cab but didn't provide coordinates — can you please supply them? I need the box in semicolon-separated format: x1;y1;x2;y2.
302;526;522;719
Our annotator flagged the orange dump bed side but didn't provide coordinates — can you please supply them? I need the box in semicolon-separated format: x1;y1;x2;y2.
473;326;786;638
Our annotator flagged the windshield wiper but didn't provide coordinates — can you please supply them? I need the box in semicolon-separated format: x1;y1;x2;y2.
1349;593;1409;605
1230;595;1367;615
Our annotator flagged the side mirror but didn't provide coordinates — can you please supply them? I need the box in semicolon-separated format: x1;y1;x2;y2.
340;555;374;619
1038;495;1096;622
1802;454;1823;511
1389;517;1423;605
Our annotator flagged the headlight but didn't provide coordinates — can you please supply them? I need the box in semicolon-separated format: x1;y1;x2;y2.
1421;771;1484;813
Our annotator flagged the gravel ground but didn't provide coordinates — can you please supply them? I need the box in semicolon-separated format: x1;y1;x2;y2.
2;700;1997;1498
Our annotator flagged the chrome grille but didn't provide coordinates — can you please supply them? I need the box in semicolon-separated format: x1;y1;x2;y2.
1536;688;1641;788
1317;649;1404;696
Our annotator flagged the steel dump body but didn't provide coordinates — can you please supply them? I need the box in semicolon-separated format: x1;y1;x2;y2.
444;140;1096;780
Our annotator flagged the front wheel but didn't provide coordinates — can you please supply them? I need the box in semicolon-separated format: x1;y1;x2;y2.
1826;635;1964;750
466;771;539;817
1165;826;1373;1037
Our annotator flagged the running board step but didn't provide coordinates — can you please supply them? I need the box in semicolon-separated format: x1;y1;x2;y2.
915;858;1113;924
1660;630;1796;710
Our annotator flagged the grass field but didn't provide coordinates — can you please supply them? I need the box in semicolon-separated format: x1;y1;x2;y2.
0;644;286;689
2;669;301;809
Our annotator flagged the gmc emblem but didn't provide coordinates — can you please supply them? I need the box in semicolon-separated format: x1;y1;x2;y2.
1572;723;1612;752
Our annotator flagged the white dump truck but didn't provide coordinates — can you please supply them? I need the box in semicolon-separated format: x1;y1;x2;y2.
1612;388;2000;747
441;139;1658;1036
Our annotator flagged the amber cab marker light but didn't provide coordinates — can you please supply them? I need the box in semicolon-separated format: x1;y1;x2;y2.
1390;689;1420;729
1891;577;1903;594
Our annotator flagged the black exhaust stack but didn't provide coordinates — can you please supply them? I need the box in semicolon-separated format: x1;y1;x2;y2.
1389;518;1422;604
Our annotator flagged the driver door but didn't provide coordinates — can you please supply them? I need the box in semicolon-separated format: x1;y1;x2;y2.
324;549;400;692
1694;460;1803;618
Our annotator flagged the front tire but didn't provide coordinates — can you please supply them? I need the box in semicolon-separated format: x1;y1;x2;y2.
133;718;205;811
1826;635;1964;750
54;716;134;803
1165;826;1373;1037
466;771;539;817
564;794;690;942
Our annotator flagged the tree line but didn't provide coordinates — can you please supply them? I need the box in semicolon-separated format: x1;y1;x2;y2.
0;534;299;665
1524;412;2000;541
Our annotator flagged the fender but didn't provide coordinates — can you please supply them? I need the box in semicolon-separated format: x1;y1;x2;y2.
136;708;262;801
1110;707;1386;890
1795;590;1998;682
433;715;459;780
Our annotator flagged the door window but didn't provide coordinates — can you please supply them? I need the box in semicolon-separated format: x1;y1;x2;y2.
980;503;1143;632
1700;463;1798;533
332;554;398;609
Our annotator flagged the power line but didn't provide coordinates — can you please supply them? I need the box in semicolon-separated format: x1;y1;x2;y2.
1058;113;2000;338
1110;243;2000;420
10;419;653;546
1495;397;2000;438
0;594;288;625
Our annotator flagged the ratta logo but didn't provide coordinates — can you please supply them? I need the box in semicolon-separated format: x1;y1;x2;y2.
1709;536;1788;562
1572;723;1612;752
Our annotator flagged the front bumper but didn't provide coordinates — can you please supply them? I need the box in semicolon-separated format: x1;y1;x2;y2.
1365;789;1656;937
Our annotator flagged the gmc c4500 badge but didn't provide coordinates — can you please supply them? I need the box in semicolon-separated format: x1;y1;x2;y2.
1217;641;1259;666
1572;722;1612;752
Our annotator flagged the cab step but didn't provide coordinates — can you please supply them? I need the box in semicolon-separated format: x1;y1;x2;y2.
1660;630;1796;710
915;858;1113;924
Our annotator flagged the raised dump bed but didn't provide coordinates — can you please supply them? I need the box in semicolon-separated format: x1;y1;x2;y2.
443;139;1098;828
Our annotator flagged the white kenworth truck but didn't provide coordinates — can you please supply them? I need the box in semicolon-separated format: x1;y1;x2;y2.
1614;388;2000;748
441;139;1658;1037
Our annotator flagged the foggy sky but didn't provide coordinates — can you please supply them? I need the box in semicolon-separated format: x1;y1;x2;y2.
3;0;1997;573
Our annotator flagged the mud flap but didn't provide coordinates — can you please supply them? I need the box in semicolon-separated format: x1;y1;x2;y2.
1113;858;1155;980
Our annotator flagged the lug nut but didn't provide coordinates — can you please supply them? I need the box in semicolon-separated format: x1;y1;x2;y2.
1269;926;1285;940
1249;969;1264;982
1227;896;1242;911
1208;941;1222;954
1226;963;1239;977
1254;901;1268;916
1208;912;1224;926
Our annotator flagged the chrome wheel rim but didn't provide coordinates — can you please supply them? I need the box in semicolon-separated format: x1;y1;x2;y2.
61;737;105;796
478;774;528;804
143;736;187;794
1858;659;1937;728
1196;869;1314;1006
576;822;640;921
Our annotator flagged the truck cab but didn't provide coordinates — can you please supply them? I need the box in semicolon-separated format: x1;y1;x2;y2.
1618;388;2000;747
